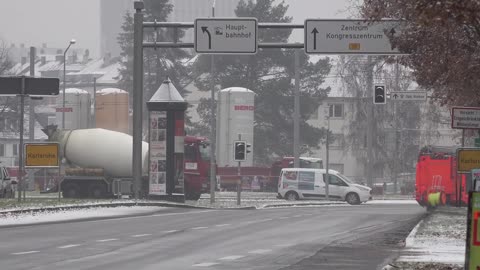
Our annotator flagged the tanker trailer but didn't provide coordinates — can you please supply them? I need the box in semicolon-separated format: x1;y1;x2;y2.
50;128;149;198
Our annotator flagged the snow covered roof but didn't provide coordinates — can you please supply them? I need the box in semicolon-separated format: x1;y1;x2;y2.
61;88;89;94
220;87;255;94
97;88;127;95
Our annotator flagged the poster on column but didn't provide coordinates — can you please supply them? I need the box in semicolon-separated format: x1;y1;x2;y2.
149;111;167;195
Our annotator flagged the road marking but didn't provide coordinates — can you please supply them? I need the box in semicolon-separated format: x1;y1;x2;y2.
248;249;272;254
96;239;118;242
191;227;208;230
293;215;302;218
215;224;231;227
58;244;82;249
131;234;152;238
163;230;179;233
278;217;289;219
219;255;245;261
12;251;40;255
192;262;220;267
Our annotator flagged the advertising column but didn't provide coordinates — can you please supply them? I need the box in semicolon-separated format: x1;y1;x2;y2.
149;111;167;195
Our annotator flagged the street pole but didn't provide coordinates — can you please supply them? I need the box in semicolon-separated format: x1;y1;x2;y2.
293;50;300;168
29;47;35;141
93;77;97;128
393;61;400;194
237;133;241;206
209;0;216;204
366;56;374;188
62;40;75;129
133;1;144;200
325;111;330;200
17;77;25;202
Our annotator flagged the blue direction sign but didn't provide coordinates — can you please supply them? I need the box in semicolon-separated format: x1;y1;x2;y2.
0;76;59;96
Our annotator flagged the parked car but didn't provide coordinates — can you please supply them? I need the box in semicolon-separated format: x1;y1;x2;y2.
277;168;371;205
0;166;16;198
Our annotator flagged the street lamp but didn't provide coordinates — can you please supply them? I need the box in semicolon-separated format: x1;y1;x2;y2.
62;39;76;129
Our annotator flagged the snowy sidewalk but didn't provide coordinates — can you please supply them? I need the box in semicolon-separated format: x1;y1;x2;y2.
386;207;467;270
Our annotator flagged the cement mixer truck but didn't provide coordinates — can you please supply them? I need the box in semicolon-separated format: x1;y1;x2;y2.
47;127;210;200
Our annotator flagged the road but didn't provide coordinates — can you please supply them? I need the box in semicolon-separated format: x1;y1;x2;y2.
0;203;425;270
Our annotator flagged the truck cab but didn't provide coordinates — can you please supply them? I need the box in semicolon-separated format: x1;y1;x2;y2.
184;136;211;200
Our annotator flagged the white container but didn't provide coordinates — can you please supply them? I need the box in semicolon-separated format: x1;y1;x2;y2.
216;87;255;167
55;128;149;177
56;88;91;129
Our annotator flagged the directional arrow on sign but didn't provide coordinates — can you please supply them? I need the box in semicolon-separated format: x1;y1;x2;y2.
201;26;212;50
311;27;319;50
393;93;398;99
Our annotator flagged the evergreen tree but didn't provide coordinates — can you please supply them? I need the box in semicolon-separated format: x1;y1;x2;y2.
117;1;192;108
193;0;331;165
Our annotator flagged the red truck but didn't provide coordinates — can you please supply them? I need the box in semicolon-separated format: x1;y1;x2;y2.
415;146;468;207
217;157;323;191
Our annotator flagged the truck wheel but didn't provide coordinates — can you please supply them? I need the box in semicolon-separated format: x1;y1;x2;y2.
63;183;80;198
89;184;106;199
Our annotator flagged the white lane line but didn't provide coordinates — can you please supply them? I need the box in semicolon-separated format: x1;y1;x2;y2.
248;249;272;254
58;244;82;249
131;234;152;238
192;262;220;267
191;227;208;230
218;255;245;261
163;230;179;233
12;251;40;255
215;224;231;227
96;238;118;242
278;216;289;219
293;215;302;218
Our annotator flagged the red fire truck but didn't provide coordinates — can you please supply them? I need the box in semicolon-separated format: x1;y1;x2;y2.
415;146;468;207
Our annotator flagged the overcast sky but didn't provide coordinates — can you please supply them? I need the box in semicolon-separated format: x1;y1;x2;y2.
0;0;356;58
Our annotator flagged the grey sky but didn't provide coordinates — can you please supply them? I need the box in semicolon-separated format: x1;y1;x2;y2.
0;0;354;58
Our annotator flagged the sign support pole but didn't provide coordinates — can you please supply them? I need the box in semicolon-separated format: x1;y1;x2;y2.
237;134;241;206
293;49;300;168
17;77;25;202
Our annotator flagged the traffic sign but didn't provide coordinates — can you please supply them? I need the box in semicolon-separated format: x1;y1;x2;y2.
390;91;427;101
195;18;257;54
0;76;59;96
457;148;480;173
452;107;480;129
25;143;59;167
305;19;404;54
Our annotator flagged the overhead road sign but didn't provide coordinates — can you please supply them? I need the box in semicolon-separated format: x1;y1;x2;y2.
305;19;404;54
0;76;60;96
25;143;59;168
452;107;480;129
195;18;257;54
390;91;427;101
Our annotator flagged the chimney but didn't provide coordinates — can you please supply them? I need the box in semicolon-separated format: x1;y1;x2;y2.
55;55;64;62
21;57;27;65
41;56;46;65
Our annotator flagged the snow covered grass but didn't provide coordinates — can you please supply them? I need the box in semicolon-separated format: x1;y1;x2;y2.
0;206;163;227
391;207;467;270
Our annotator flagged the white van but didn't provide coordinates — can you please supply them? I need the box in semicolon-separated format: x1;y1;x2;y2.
277;168;371;205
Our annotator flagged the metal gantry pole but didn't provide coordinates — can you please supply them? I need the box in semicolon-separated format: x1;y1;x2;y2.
133;1;144;200
293;49;300;168
29;47;35;141
209;0;216;204
325;112;330;200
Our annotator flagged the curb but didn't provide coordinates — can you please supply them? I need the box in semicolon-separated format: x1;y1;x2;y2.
260;201;346;208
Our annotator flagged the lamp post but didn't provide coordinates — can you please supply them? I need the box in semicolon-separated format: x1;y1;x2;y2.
62;39;76;129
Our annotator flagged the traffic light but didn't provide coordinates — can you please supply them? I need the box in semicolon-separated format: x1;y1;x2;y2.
234;141;247;161
374;85;386;104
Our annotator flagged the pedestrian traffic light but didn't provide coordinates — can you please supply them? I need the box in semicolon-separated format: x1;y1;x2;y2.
374;85;386;104
234;141;247;161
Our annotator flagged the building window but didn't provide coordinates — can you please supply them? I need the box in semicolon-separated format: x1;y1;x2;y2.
330;134;345;149
0;144;4;157
329;104;344;118
12;144;18;156
310;107;319;120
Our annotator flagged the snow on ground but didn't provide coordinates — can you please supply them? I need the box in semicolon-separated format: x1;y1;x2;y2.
0;206;163;227
391;207;467;270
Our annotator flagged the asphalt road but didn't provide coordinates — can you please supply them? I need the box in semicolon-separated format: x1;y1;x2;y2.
0;203;425;270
